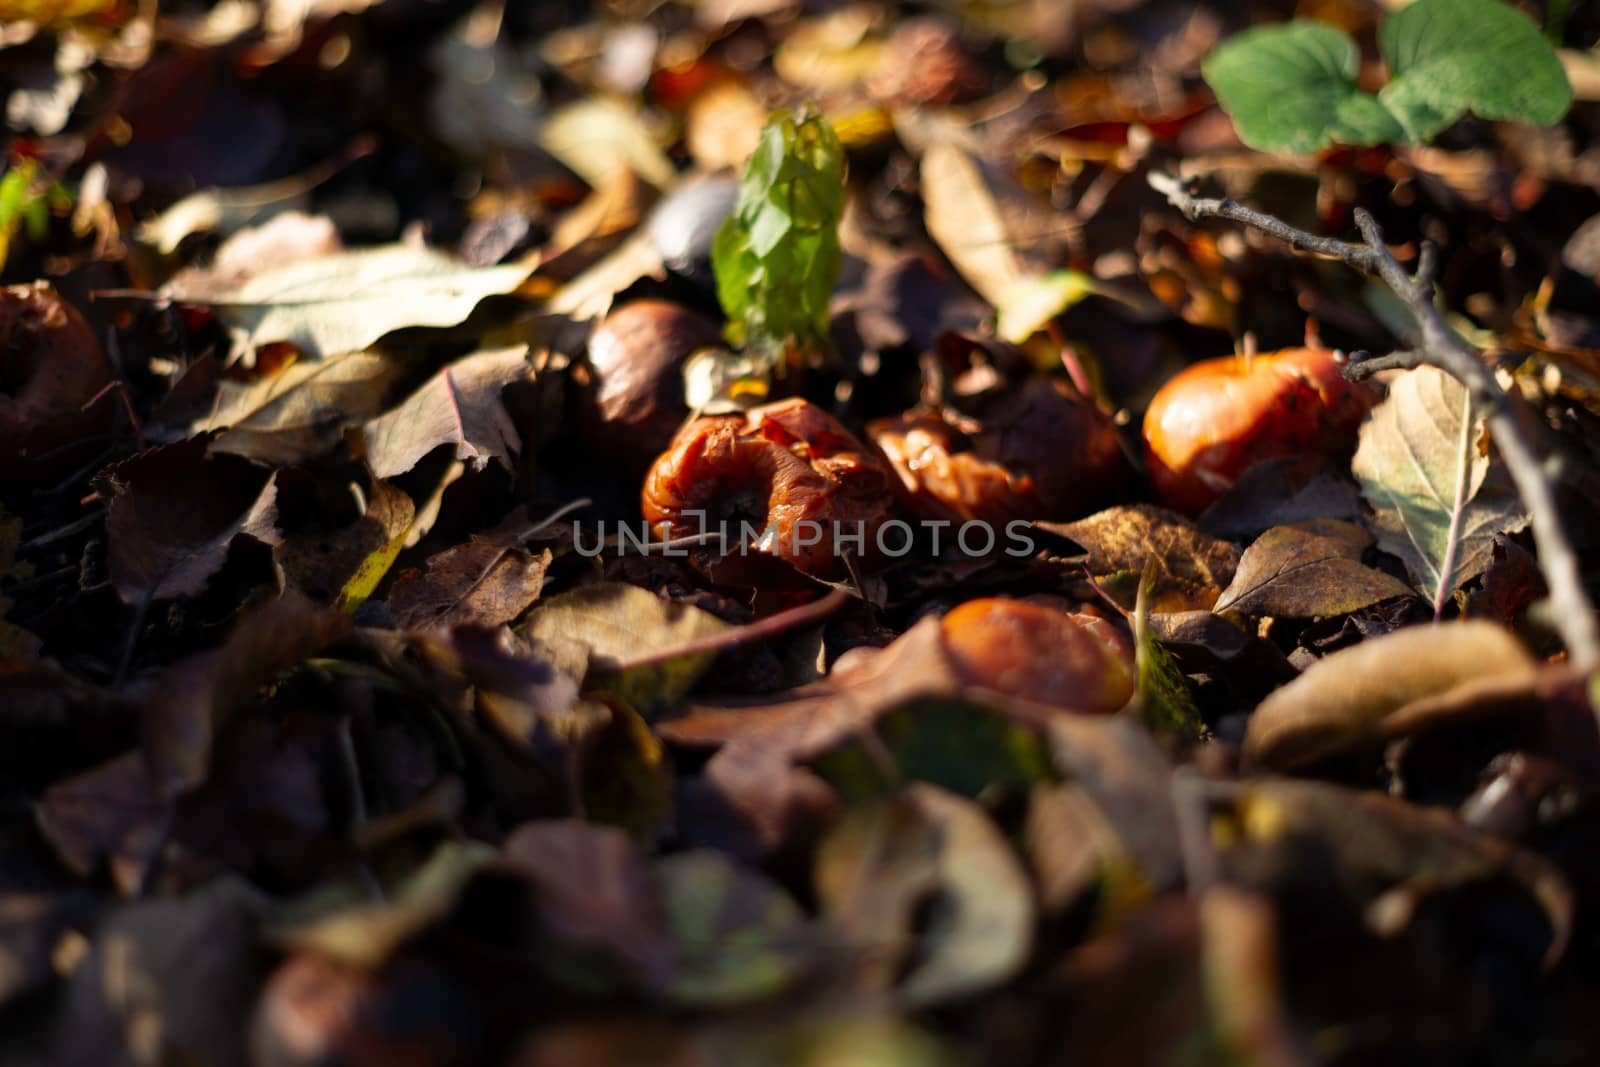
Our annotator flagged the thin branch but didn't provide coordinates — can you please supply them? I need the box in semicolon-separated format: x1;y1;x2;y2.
1148;171;1600;671
1344;350;1426;380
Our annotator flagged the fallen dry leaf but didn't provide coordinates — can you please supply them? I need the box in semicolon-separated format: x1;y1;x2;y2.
1212;518;1417;618
361;345;533;479
98;435;281;605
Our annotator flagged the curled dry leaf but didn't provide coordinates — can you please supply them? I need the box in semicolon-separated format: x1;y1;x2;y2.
188;244;533;361
1243;620;1537;771
1132;561;1204;738
815;782;1034;1006
1353;366;1530;601
1038;504;1242;611
331;481;418;613
1213;518;1417;618
99;435;282;605
361;346;533;479
195;349;407;465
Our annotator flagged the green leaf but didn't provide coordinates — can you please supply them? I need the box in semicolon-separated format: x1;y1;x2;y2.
1379;0;1572;142
712;109;844;360
1201;21;1404;153
1202;2;1573;153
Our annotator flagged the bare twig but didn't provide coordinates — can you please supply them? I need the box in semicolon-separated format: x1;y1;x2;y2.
1344;349;1425;379
1148;171;1600;670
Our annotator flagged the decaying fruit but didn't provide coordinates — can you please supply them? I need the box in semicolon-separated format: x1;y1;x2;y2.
1142;347;1372;515
940;597;1136;712
577;298;725;472
869;378;1124;523
641;397;895;578
0;281;115;480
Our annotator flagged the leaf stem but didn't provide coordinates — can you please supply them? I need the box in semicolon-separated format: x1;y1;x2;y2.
1148;171;1600;670
1434;389;1475;622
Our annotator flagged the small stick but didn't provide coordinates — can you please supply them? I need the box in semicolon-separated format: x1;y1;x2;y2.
1148;171;1600;671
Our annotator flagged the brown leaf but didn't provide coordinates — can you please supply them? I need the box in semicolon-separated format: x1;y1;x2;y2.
1212;519;1417;618
1038;504;1242;611
1048;714;1183;891
141;589;351;795
1243;620;1537;771
1198;456;1365;540
519;582;729;719
195;349;408;465
409;625;586;753
277;479;415;603
361;345;533;479
162;211;342;302
35;751;168;895
99;435;281;605
387;509;552;630
657;616;958;756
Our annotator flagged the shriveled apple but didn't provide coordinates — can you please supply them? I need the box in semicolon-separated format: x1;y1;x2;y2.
1142;347;1372;515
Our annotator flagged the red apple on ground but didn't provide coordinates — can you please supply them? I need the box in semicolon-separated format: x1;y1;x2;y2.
1141;347;1372;515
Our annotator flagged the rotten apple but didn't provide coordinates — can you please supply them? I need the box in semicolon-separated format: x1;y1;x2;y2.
641;397;895;579
869;377;1124;523
576;298;724;472
940;596;1135;713
1141;346;1372;515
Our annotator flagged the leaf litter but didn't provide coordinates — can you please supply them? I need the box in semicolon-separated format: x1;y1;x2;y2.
5;0;1600;1063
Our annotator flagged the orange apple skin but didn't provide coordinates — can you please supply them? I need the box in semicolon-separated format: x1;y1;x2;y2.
940;597;1135;713
1141;347;1373;515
